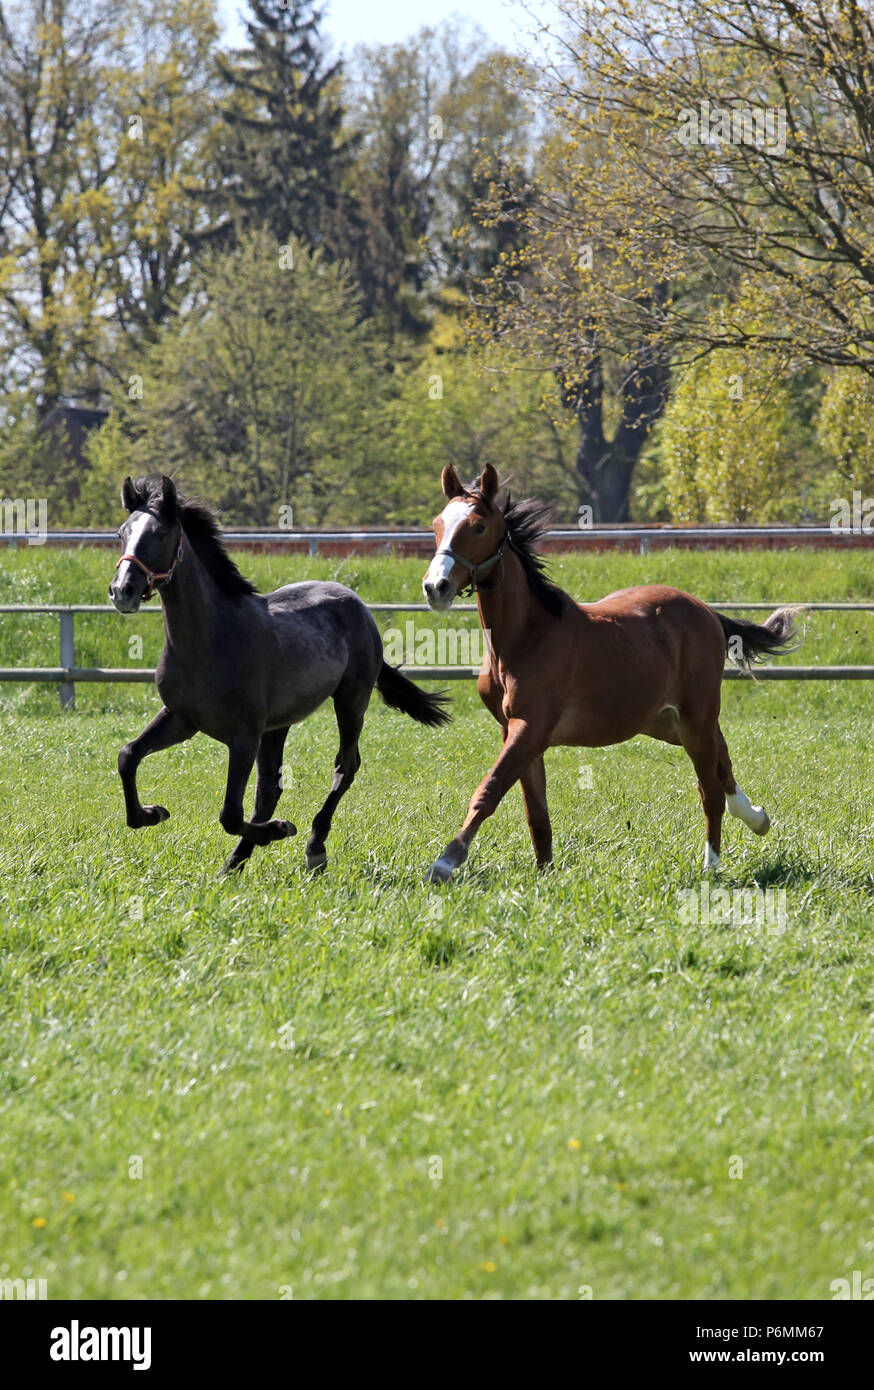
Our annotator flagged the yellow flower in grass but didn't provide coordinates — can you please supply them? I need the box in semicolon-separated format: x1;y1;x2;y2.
62;1192;74;1204
32;1217;47;1227
568;1138;581;1150
480;1261;497;1273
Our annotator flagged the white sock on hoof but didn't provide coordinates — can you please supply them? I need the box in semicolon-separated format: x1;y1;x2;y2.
727;786;770;835
426;856;455;884
703;842;720;871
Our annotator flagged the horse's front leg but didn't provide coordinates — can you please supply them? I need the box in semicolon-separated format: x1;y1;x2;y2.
118;707;194;828
427;718;549;883
220;727;291;875
219;734;297;847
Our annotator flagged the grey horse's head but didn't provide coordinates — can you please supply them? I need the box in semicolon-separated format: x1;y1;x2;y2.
109;475;182;613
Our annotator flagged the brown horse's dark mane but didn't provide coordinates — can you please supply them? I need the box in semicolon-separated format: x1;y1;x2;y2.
127;477;258;597
465;484;567;617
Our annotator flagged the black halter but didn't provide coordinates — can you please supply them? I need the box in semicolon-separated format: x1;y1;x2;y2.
437;531;510;594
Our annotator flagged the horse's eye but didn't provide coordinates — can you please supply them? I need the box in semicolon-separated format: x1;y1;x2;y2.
473;522;486;534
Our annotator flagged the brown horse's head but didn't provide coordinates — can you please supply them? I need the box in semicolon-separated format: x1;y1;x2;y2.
423;463;505;611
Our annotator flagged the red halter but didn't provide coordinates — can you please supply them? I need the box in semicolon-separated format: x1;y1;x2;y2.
115;540;183;600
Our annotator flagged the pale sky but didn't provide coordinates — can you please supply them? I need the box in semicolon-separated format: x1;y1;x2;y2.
218;0;535;54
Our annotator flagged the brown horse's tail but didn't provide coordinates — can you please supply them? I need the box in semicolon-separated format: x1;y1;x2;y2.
715;605;802;669
376;662;451;726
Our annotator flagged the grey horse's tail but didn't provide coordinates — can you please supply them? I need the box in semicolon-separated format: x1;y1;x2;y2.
376;662;451;726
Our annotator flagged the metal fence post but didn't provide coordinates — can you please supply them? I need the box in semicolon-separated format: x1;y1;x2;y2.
59;610;75;710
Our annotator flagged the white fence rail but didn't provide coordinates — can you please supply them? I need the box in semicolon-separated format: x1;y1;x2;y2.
1;524;872;557
1;602;873;708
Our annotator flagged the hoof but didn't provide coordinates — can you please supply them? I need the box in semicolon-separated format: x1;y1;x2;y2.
218;856;247;878
275;820;297;839
702;843;721;872
305;850;328;872
426;856;455;884
131;804;169;827
751;808;770;836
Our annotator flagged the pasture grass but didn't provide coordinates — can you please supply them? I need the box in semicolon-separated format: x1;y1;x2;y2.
0;546;873;1298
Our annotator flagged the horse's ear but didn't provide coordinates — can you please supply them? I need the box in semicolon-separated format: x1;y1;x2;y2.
120;477;138;513
161;474;177;514
479;463;499;501
442;464;464;500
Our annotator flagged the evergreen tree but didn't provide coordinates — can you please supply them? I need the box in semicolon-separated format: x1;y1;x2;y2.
198;0;356;251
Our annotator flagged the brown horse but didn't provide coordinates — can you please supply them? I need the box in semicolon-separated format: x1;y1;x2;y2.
422;464;796;882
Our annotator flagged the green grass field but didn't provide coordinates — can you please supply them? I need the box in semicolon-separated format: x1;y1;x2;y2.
1;545;873;1299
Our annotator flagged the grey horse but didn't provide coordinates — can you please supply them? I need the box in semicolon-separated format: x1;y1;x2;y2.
109;476;449;875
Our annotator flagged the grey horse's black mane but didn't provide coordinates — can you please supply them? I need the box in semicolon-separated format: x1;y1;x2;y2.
466;483;567;617
126;477;258;597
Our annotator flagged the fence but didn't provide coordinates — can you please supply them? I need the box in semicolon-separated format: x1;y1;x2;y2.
3;523;874;555
2;601;874;708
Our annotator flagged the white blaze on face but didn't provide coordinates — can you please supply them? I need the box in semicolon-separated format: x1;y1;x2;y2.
423;499;473;594
116;511;152;588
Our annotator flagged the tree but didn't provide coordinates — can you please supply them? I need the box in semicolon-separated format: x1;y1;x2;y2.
0;0;220;413
99;231;388;525
344;23;536;337
815;367;874;509
380;302;579;524
106;0;221;347
0;0;118;409
475;0;874;519
195;0;355;255
660;353;795;523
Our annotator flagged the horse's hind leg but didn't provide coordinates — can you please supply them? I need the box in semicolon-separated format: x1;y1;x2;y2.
718;725;770;836
305;689;367;872
221;727;290;875
118;706;194;828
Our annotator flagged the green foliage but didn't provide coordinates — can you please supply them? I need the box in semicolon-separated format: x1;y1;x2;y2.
0;0;220;406
104;231;388;525
381;334;579;525
661;351;799;523
344;24;535;338
73;415;131;525
813;367;874;510
0;394;61;511
199;0;355;254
